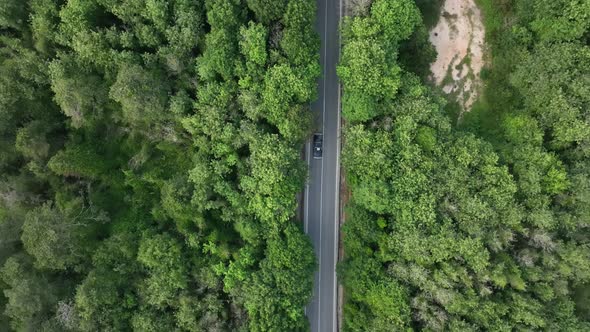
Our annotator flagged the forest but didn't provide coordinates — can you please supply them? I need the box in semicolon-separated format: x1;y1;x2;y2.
338;0;590;330
0;0;319;330
2;0;589;331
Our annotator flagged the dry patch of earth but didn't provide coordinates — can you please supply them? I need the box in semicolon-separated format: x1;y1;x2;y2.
429;0;485;112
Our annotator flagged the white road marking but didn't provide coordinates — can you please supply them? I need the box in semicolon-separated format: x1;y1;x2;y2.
317;0;329;329
304;141;311;234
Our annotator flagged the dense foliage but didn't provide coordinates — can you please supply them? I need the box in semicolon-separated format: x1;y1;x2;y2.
0;0;319;330
338;0;590;330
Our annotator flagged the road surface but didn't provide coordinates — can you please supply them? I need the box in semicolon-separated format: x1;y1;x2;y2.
304;0;341;330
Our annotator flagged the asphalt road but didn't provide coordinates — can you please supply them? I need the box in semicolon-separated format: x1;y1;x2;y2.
304;0;341;330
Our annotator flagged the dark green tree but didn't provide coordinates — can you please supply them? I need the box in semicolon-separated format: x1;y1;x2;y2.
0;0;29;31
21;201;105;271
247;0;288;24
244;223;315;331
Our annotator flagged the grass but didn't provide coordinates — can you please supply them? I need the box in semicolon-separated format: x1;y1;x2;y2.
459;0;522;140
444;99;462;124
440;55;458;88
474;0;506;39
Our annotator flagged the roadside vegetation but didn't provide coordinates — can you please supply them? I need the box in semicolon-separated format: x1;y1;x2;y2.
338;0;590;330
0;0;319;330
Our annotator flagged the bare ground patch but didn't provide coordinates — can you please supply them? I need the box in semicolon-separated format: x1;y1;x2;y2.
429;0;485;113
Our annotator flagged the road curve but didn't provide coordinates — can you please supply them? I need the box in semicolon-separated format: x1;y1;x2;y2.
304;0;341;330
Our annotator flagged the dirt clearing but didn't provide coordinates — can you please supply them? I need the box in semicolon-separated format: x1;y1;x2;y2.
429;0;485;112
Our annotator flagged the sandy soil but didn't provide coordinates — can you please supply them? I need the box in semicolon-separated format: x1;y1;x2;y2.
429;0;485;112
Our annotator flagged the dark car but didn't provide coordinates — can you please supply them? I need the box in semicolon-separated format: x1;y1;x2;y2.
313;133;323;159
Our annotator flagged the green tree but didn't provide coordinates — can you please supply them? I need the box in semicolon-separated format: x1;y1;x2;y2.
337;17;401;122
510;43;590;150
30;0;61;54
240;22;268;70
370;0;421;43
529;0;590;42
21;202;104;271
175;294;228;331
130;306;177;332
0;0;29;31
246;0;288;24
75;234;141;331
15;120;52;161
197;0;243;80
109;64;171;127
48;143;109;179
241;133;306;225
49;56;109;128
261;64;315;141
281;0;320;66
0;0;320;329
0;255;58;331
244;223;315;331
137;233;188;307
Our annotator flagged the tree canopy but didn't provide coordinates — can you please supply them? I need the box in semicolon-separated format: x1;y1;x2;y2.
338;0;590;330
0;0;319;330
